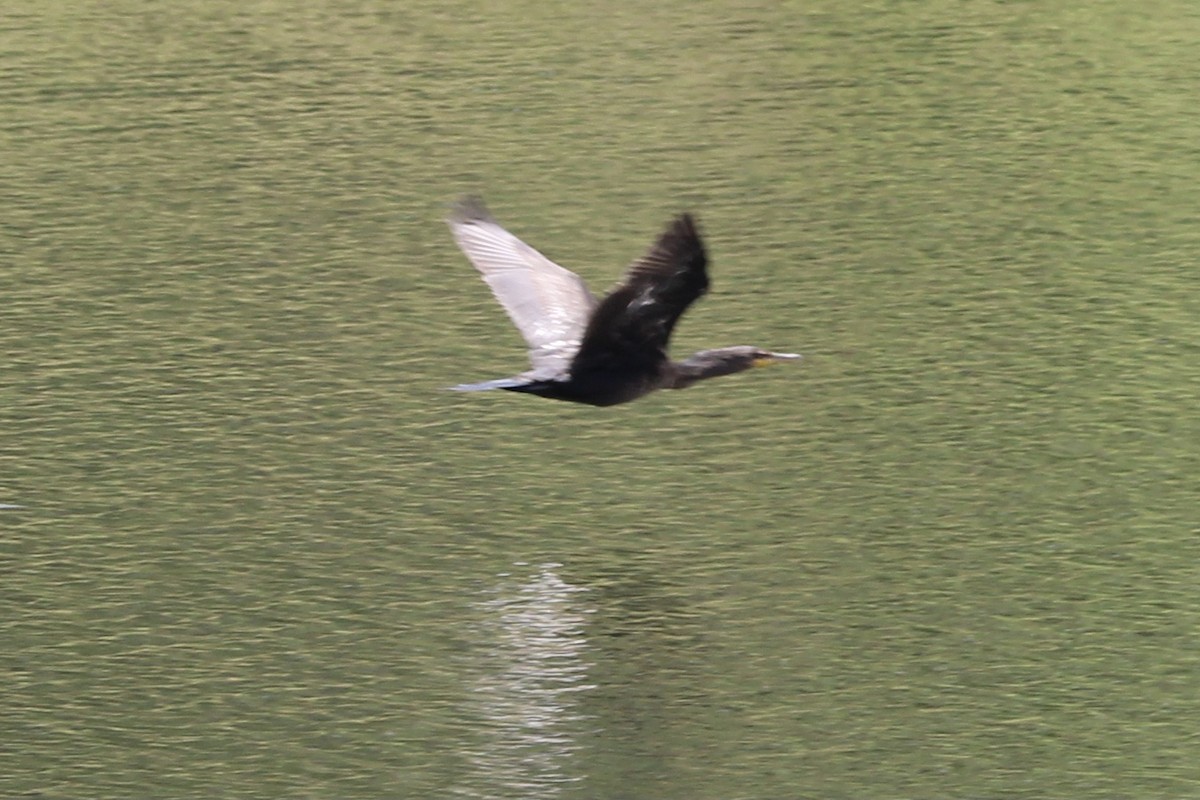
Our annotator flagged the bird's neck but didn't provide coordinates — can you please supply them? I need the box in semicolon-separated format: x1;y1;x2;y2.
665;349;751;389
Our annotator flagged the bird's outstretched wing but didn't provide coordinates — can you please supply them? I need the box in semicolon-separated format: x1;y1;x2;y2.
572;213;709;367
448;197;597;375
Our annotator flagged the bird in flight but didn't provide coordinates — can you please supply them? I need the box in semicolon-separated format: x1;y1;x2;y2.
447;196;800;406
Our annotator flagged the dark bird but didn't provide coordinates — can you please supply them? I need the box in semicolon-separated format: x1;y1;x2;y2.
447;196;800;406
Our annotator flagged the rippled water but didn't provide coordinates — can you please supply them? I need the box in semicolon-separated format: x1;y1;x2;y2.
4;1;1200;798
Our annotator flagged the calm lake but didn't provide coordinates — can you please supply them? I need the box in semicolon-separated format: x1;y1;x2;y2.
4;1;1199;797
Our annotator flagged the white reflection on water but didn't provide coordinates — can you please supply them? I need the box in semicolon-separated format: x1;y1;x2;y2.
457;563;595;799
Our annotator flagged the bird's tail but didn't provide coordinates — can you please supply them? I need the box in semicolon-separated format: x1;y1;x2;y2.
448;377;535;392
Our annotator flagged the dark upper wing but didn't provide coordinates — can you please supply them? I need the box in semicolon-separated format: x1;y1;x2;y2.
571;213;709;369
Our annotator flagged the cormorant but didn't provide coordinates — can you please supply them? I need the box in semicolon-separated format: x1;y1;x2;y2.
447;196;800;406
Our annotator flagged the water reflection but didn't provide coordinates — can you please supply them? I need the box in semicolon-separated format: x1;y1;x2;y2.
458;564;595;799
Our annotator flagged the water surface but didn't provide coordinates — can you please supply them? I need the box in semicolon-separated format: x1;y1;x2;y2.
4;1;1199;797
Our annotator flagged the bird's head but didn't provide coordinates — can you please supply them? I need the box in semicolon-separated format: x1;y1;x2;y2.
746;347;803;368
669;346;802;388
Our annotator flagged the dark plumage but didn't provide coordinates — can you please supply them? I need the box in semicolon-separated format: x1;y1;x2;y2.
447;196;800;406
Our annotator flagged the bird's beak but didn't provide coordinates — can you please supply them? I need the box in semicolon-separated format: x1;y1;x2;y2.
753;352;802;367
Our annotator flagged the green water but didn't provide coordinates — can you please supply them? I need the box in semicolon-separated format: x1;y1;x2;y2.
4;1;1199;797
